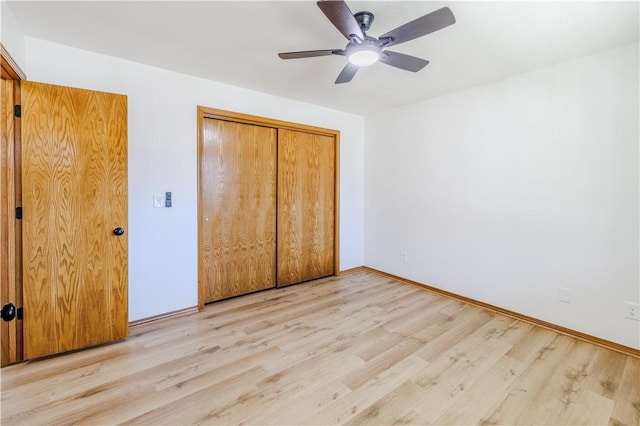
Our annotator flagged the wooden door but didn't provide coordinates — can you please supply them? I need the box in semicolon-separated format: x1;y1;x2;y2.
277;129;335;287
200;118;277;303
21;81;128;360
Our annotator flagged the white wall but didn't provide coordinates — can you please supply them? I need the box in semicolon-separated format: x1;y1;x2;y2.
365;43;640;349
0;1;26;71
16;34;640;349
24;37;365;321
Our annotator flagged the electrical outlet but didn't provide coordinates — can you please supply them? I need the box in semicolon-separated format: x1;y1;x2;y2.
625;302;640;321
558;287;571;304
400;251;407;263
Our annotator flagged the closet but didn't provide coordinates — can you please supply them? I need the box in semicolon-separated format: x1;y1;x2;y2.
198;107;338;306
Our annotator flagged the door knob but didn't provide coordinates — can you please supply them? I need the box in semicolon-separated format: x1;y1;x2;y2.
113;227;125;236
1;303;16;322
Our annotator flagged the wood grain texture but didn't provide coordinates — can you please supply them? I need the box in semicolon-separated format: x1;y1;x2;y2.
13;79;24;364
1;271;638;425
200;118;277;302
197;107;340;307
21;81;128;360
1;78;18;366
197;107;339;138
277;129;335;287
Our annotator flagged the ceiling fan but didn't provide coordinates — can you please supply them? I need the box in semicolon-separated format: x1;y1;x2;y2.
278;1;456;84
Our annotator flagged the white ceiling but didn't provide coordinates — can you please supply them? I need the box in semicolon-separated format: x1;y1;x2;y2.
7;1;639;115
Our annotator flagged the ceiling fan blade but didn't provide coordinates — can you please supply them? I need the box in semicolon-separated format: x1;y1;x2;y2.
317;1;364;41
335;63;359;84
379;7;455;48
379;51;429;72
278;49;342;59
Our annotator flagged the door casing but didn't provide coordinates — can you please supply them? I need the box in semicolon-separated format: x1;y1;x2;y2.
1;45;25;367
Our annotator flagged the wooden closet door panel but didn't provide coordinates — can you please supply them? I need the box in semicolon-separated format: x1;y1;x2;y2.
277;129;335;287
200;118;277;302
22;82;128;360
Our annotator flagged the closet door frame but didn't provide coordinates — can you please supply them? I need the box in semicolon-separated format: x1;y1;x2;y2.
196;106;340;310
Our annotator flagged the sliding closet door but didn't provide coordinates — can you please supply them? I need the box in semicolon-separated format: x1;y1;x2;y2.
200;118;277;302
277;129;335;287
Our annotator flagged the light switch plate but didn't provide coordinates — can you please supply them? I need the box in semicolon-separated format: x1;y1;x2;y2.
153;194;164;208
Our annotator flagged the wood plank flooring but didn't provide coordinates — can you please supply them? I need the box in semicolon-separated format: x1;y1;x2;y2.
1;271;639;425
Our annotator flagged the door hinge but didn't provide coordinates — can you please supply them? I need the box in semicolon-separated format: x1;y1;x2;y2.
14;105;21;118
15;206;22;220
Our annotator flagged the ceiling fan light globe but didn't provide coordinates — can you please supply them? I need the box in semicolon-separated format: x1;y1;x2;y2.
348;49;379;67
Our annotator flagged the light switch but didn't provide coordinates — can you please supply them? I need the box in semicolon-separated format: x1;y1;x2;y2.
153;194;164;208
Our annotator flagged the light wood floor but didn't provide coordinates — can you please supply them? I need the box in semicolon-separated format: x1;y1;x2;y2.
1;271;639;425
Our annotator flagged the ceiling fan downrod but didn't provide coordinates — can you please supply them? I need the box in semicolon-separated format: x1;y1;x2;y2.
354;11;374;31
